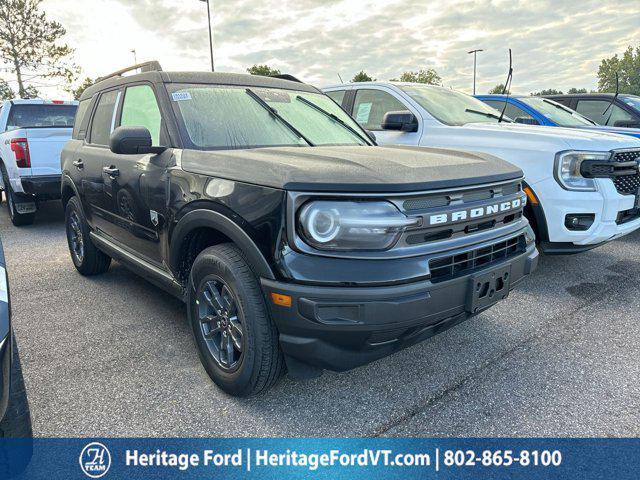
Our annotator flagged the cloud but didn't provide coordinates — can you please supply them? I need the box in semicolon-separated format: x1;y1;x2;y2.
9;0;640;97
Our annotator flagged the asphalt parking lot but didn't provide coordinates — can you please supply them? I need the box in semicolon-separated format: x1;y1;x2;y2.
1;199;639;437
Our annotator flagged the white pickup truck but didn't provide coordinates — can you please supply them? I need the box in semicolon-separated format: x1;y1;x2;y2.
323;83;640;253
0;99;78;225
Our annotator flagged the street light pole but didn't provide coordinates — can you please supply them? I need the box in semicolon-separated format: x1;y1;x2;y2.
467;49;483;95
200;0;215;71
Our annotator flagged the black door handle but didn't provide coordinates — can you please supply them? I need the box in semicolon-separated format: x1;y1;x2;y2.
103;166;120;177
72;159;84;170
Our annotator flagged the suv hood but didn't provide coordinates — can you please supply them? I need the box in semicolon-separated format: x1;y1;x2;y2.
462;122;640;151
180;145;522;193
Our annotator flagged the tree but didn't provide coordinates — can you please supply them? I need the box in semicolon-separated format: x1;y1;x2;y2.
68;77;95;100
391;68;441;85
351;71;374;82
567;87;587;94
0;0;78;98
247;64;281;77
531;89;563;96
488;83;510;94
597;46;640;95
0;79;14;100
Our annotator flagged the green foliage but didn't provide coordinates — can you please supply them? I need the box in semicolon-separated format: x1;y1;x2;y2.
567;87;587;94
489;83;510;94
351;71;374;82
0;0;78;98
22;84;38;99
391;68;442;85
67;76;95;100
531;89;564;96
0;78;14;100
246;64;281;77
597;46;640;95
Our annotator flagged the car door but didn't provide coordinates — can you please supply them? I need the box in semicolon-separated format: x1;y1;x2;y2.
78;88;122;231
350;88;422;145
98;82;170;265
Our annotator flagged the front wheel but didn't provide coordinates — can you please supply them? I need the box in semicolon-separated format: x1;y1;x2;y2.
188;244;284;396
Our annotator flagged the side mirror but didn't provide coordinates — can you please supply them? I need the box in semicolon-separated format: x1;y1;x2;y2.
381;111;419;132
110;126;167;155
614;120;640;128
514;117;540;125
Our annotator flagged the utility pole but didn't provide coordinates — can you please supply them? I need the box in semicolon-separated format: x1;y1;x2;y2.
200;0;215;71
131;49;137;65
467;49;483;95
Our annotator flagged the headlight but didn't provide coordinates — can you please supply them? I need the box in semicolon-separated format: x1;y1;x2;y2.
298;200;419;251
554;151;610;191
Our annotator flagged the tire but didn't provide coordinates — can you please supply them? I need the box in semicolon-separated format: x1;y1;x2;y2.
0;334;32;439
64;196;111;276
188;244;284;396
0;334;33;478
0;166;35;227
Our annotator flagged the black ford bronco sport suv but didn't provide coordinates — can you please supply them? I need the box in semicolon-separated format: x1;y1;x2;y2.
61;62;538;396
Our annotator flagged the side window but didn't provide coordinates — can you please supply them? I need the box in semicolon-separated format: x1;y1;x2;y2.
72;99;91;140
326;90;346;107
575;100;634;126
353;89;409;130
89;90;120;145
120;85;162;145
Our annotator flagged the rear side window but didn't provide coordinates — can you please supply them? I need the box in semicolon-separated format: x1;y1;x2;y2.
90;90;120;145
483;100;533;121
72;99;91;139
120;85;162;146
326;90;346;107
6;104;77;130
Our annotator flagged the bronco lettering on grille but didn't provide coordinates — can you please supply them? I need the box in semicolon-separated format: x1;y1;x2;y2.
427;196;525;227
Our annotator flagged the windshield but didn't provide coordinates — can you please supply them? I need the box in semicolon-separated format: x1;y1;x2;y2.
519;97;594;127
621;95;640;112
6;104;77;130
168;84;370;150
399;85;512;125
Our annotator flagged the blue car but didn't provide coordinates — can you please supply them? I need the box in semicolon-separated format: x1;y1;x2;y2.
477;94;640;139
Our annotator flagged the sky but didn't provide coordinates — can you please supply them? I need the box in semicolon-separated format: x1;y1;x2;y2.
2;0;639;99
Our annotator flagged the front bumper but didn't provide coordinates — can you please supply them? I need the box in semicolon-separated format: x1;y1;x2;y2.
532;176;640;249
262;241;538;372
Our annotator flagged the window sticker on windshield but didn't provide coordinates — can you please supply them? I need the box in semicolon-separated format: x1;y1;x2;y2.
356;103;372;123
172;91;192;101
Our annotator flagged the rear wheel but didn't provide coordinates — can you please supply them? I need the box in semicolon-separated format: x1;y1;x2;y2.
188;244;284;396
0;166;35;227
65;196;111;275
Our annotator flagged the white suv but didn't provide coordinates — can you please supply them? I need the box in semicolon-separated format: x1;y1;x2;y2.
323;83;640;253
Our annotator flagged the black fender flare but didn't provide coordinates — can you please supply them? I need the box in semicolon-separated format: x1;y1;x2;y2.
169;209;275;280
60;174;82;207
522;181;549;243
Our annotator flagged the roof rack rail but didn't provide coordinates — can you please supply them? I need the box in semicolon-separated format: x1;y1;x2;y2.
270;74;303;83
97;61;163;83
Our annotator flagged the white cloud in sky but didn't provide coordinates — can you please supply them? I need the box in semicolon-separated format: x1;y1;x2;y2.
2;0;639;98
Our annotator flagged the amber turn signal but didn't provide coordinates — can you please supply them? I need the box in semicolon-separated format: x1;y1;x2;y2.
523;186;539;205
271;292;292;308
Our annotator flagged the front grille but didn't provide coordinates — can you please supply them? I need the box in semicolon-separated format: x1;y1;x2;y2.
612;150;640;195
429;235;525;283
403;182;520;211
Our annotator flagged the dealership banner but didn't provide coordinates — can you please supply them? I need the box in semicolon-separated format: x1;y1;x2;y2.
2;438;639;479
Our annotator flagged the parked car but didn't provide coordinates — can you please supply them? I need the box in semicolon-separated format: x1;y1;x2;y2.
477;94;640;139
61;62;537;396
544;93;640;130
0;99;78;226
323;82;640;254
0;235;32;439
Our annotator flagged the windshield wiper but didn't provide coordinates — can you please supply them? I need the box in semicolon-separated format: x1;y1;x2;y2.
245;88;314;146
541;99;597;125
295;95;372;145
602;72;619;125
465;108;511;122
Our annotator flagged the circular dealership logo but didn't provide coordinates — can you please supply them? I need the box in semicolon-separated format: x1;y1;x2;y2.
79;442;111;478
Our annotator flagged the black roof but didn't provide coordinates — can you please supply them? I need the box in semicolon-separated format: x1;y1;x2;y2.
545;93;638;99
81;70;320;101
